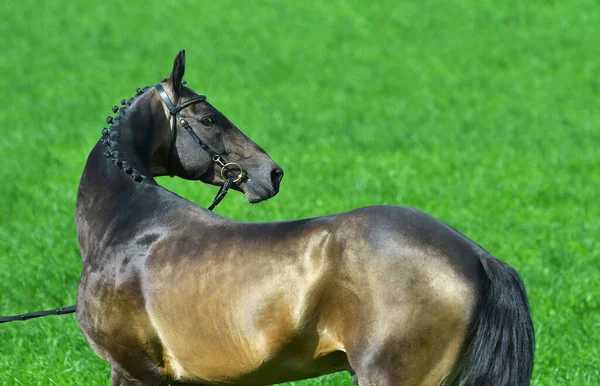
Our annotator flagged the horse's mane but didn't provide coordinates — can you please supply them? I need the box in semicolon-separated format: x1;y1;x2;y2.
100;86;153;182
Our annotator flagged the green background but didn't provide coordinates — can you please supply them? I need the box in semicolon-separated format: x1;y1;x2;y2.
1;0;598;384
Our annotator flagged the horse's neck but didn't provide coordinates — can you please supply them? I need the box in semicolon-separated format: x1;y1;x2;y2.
75;142;138;253
78;104;160;200
75;139;216;261
75;99;166;258
78;139;150;200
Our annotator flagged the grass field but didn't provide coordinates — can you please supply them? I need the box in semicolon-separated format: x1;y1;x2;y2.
1;0;599;384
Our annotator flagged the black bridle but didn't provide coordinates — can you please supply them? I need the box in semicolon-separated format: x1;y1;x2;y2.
154;83;245;211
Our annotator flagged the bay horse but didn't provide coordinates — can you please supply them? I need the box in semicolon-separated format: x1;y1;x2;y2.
75;50;534;386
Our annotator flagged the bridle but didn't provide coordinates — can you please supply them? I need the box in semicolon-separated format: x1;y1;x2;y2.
154;83;245;210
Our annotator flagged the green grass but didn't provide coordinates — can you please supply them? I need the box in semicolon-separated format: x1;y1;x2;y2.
1;0;599;384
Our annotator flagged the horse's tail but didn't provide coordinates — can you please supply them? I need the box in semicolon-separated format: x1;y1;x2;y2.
458;254;535;386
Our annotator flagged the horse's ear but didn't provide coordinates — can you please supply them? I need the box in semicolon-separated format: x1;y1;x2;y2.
168;50;186;95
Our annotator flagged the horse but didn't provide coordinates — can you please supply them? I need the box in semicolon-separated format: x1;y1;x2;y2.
75;50;534;386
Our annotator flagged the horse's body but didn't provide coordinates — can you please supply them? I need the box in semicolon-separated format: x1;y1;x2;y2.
76;51;534;386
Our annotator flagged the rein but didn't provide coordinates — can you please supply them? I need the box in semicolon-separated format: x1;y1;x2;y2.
154;83;245;211
0;305;76;324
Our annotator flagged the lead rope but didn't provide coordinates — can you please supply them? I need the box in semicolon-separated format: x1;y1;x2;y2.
0;305;76;324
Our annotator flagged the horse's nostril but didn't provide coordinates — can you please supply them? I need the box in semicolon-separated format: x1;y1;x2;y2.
271;167;284;191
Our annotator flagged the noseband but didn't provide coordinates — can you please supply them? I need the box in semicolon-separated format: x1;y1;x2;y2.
154;83;244;210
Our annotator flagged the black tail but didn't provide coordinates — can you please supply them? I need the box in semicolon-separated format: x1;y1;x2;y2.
459;255;535;386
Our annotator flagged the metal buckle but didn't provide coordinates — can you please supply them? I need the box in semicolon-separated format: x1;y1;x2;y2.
212;155;225;167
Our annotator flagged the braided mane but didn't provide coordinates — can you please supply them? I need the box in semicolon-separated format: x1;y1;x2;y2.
100;86;153;183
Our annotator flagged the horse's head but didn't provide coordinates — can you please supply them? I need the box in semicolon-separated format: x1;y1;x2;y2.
152;51;283;204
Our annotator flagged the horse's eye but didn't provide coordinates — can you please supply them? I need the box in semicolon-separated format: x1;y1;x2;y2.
200;117;214;127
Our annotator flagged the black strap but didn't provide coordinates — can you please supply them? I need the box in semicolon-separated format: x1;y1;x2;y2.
168;111;177;177
0;305;76;324
208;178;234;211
